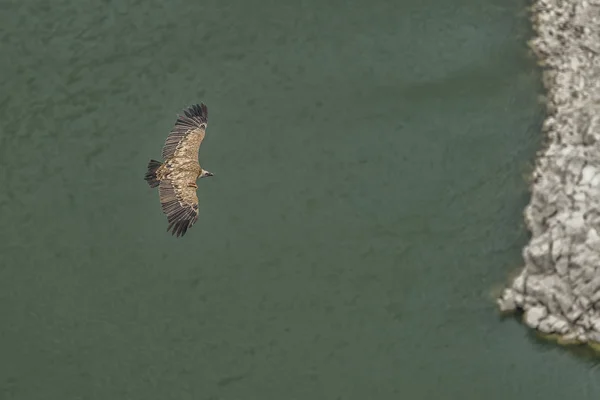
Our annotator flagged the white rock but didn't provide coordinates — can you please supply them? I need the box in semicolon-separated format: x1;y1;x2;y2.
585;228;600;250
497;0;600;344
545;315;570;334
514;294;524;306
564;212;586;237
566;306;583;322
580;165;596;185
582;275;600;297
590;290;600;304
551;237;570;261
587;331;600;343
524;306;548;327
590;171;600;187
512;274;525;293
555;257;569;276
590;317;600;332
572;191;586;203
579;296;591;309
497;294;516;312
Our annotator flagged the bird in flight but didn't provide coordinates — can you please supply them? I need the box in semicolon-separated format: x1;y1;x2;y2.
144;103;214;237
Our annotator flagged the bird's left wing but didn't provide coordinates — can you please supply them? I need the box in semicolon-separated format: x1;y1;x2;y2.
162;104;208;161
158;171;199;237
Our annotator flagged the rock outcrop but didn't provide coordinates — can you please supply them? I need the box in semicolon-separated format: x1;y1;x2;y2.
498;0;600;344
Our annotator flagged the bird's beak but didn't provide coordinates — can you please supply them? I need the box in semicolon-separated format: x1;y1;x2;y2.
207;172;214;177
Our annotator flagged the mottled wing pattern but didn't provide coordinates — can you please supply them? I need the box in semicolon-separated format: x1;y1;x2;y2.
162;104;208;161
158;170;200;237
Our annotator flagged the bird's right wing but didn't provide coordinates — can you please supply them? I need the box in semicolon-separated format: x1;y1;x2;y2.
158;172;199;237
161;104;208;161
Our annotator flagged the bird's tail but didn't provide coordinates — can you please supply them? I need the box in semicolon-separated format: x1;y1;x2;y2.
144;159;163;188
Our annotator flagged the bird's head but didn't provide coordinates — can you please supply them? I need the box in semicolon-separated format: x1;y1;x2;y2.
199;169;214;179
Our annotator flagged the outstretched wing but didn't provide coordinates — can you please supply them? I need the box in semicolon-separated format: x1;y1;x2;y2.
162;104;208;161
158;173;199;237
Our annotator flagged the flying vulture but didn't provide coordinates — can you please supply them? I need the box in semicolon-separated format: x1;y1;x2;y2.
144;103;214;237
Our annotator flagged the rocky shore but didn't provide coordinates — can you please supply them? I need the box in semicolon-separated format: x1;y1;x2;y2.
497;0;600;344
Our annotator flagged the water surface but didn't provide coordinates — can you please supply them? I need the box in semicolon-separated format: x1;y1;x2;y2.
2;0;600;399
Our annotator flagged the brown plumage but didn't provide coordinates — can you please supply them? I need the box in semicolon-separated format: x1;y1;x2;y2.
144;104;214;237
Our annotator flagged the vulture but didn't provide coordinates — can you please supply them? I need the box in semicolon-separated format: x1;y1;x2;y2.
144;103;214;237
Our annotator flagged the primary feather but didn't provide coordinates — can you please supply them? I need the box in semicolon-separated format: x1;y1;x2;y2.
144;103;212;237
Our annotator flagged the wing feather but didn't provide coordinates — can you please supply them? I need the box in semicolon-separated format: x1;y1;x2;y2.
162;104;208;160
158;178;199;237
